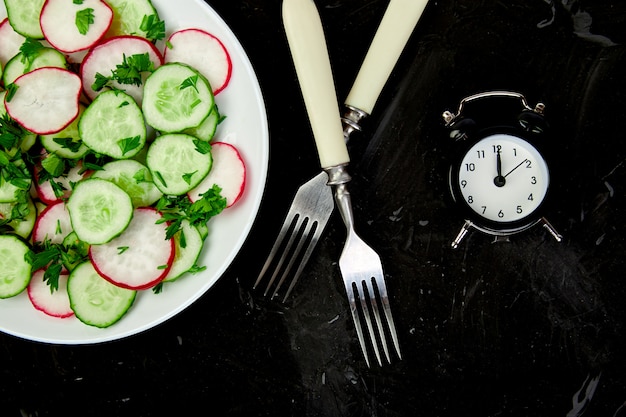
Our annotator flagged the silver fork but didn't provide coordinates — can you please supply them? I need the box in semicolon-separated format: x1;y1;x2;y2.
254;0;429;303
282;0;419;366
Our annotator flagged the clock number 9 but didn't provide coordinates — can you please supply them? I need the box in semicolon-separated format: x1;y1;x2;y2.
461;180;467;188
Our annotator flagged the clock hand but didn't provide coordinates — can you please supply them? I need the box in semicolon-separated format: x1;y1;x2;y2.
503;158;528;178
493;149;506;187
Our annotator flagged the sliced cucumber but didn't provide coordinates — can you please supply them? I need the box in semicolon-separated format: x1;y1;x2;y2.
61;231;89;271
66;178;133;244
4;0;46;39
105;0;159;39
0;176;30;203
183;105;221;142
142;63;214;133
67;261;136;328
164;219;204;282
40;104;89;159
146;133;213;196
2;46;67;85
91;159;163;208
0;196;37;239
0;234;32;298
78;89;146;159
0;158;31;204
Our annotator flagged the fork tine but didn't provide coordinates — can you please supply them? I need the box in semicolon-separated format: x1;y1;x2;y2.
280;210;332;302
270;217;312;299
374;276;402;359
253;209;299;293
365;277;391;363
356;281;383;366
345;280;371;368
258;213;305;296
274;219;318;301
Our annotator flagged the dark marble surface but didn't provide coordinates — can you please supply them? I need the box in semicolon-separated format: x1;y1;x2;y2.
3;0;626;416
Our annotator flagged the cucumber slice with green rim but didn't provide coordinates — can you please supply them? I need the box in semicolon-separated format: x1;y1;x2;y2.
0;175;30;203
146;133;212;196
183;105;221;142
78;89;146;159
67;261;136;328
104;0;160;39
142;62;214;133
3;0;46;39
0;196;36;239
66;178;133;244
2;46;67;85
40;104;89;159
91;159;163;208
164;219;204;282
0;234;32;298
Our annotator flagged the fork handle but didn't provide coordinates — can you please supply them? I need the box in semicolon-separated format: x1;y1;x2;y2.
283;0;350;169
345;0;429;115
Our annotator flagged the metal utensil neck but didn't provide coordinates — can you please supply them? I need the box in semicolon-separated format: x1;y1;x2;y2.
342;105;369;140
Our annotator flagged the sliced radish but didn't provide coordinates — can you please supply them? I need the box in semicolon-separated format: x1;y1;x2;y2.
89;207;174;290
164;28;232;95
27;269;74;319
40;0;113;53
4;67;81;135
188;142;246;208
0;18;26;66
80;35;163;104
34;158;91;205
33;201;73;244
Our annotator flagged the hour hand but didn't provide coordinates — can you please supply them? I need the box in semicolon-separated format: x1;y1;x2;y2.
493;149;506;187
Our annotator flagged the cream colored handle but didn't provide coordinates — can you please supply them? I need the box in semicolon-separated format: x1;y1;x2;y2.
345;0;429;115
283;0;349;169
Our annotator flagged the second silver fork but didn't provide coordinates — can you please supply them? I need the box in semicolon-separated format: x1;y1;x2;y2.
254;0;429;302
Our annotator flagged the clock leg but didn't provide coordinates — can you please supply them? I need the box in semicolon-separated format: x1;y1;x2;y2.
541;217;563;242
452;220;473;249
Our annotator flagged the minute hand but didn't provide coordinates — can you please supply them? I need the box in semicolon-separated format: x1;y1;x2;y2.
503;158;528;178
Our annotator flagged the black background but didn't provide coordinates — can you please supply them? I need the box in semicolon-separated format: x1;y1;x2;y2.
2;0;626;416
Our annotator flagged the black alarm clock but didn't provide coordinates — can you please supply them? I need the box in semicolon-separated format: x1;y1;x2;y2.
443;91;562;248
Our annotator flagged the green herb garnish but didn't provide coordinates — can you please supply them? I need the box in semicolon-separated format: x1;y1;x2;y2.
76;8;95;35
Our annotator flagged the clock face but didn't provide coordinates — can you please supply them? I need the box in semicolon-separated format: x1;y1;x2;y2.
457;133;549;223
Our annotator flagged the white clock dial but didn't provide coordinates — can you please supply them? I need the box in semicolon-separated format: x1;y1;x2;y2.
457;133;549;223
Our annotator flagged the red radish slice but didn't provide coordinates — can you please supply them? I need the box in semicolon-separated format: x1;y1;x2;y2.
188;142;246;208
33;201;72;244
4;67;81;135
89;208;174;290
80;35;163;104
34;159;91;205
0;18;26;66
164;29;232;95
27;269;74;318
40;0;113;53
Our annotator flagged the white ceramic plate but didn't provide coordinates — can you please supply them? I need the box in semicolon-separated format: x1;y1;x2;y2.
0;0;269;344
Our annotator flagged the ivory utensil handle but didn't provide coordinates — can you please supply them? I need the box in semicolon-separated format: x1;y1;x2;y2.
283;0;349;169
345;0;429;115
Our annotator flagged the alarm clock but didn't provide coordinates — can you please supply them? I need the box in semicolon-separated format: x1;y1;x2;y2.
443;91;562;248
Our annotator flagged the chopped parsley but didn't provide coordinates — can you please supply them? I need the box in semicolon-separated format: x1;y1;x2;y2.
26;238;88;292
140;14;166;42
155;184;227;241
117;135;142;155
75;8;95;35
180;75;199;92
53;137;83;153
92;53;155;91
